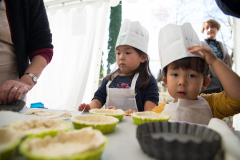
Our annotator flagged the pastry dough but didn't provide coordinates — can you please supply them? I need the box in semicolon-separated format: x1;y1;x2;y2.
9;118;69;135
71;115;119;125
90;109;125;115
0;128;23;152
132;111;169;120
25;127;106;157
26;110;72;119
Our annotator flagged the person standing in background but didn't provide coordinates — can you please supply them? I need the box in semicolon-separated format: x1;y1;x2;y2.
0;0;53;105
201;19;234;129
156;69;163;82
201;19;232;93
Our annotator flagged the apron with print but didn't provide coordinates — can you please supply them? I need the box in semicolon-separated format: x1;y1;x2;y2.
105;73;139;111
161;96;213;125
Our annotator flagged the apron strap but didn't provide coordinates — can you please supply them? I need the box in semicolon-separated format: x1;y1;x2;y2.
130;73;139;89
106;71;119;88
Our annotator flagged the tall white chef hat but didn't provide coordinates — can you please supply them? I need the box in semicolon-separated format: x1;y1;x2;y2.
158;23;203;72
115;19;149;54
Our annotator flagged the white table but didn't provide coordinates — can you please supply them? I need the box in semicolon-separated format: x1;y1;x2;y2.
3;108;240;160
0;108;155;160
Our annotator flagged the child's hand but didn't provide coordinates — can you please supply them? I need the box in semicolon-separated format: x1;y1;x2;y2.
188;46;218;66
78;103;91;112
107;106;116;110
125;109;136;116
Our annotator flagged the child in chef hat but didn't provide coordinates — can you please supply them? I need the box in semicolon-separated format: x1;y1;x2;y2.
79;19;159;116
152;23;240;125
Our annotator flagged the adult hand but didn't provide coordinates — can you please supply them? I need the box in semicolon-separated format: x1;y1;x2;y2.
125;109;136;116
0;80;32;104
78;103;91;112
188;46;218;66
107;106;116;110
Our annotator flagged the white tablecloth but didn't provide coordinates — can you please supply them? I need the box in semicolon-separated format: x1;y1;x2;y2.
0;108;155;160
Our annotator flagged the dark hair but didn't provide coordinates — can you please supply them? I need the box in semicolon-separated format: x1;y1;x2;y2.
106;47;152;89
163;57;210;84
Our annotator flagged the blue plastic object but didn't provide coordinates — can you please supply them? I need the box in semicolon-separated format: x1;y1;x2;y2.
30;102;44;108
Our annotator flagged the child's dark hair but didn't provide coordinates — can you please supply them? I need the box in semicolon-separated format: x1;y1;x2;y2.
107;47;152;89
163;57;210;84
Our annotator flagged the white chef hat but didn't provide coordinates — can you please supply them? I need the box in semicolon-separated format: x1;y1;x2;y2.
115;19;149;54
158;22;204;72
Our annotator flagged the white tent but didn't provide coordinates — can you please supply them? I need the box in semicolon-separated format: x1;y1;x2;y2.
27;0;122;110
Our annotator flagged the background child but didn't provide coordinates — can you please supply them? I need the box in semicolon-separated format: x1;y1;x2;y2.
79;19;159;116
153;23;240;125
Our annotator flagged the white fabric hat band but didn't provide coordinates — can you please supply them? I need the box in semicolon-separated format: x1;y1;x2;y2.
158;23;204;70
116;31;148;54
160;38;203;70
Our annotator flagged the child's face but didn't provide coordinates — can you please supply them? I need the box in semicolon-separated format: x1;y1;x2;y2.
163;64;209;102
116;45;146;75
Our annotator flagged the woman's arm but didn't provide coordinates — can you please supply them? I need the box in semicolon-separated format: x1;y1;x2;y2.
0;55;47;104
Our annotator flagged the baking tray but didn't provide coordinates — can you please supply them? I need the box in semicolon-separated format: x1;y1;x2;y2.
136;121;223;160
0;100;25;112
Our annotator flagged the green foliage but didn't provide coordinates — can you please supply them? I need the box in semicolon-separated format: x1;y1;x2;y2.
107;1;122;74
99;52;104;79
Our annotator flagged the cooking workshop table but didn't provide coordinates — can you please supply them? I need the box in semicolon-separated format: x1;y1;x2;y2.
0;108;155;160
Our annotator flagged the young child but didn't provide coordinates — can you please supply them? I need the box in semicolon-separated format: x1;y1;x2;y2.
79;19;159;116
153;23;240;125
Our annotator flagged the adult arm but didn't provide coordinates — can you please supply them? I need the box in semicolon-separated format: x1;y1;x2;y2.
0;0;53;104
0;55;47;104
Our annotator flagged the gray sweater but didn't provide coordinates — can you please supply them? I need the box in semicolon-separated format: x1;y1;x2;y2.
201;40;232;78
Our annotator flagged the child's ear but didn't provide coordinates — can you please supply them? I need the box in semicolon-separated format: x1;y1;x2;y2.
162;77;167;86
140;54;148;63
201;77;211;90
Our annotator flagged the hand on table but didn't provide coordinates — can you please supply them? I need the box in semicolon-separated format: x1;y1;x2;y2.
125;109;136;116
0;80;32;104
78;103;91;112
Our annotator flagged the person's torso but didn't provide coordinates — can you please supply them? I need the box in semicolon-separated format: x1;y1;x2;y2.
201;40;230;78
161;96;213;125
107;74;145;111
205;39;224;60
0;0;18;86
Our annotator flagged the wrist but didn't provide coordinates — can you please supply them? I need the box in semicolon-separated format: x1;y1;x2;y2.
210;58;221;67
19;74;35;88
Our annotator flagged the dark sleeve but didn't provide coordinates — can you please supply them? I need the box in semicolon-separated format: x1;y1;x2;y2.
28;0;53;61
144;76;159;105
92;77;108;106
29;48;53;64
215;0;240;18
